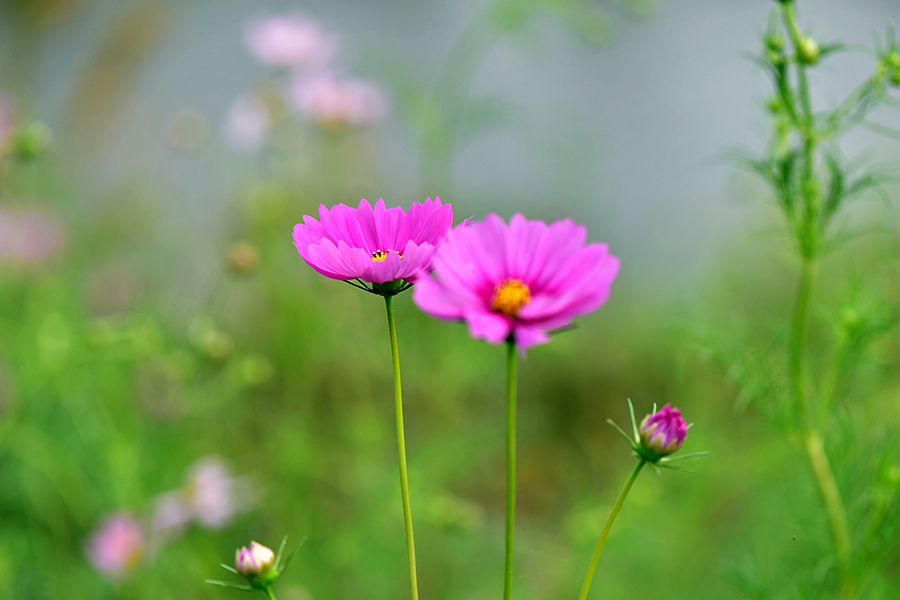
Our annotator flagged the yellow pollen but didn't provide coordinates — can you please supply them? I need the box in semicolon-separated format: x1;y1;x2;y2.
491;278;531;317
371;249;403;262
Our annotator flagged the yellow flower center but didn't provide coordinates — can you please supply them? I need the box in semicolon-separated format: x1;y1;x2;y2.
371;249;403;262
491;278;531;317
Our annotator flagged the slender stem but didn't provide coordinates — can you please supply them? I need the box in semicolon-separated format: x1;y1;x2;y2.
503;339;517;600
805;431;851;569
789;257;816;422
263;586;277;600
384;295;419;600
578;460;646;600
789;256;853;595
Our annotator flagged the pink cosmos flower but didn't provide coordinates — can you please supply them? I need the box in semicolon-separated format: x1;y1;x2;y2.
413;214;619;351
84;514;145;579
243;13;338;72
290;72;387;127
639;403;687;458
293;197;453;290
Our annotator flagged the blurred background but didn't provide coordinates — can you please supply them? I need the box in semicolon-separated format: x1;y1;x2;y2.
0;0;898;598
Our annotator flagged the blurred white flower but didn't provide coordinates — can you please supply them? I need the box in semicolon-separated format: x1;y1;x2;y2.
149;490;192;535
244;13;339;72
185;457;238;529
225;94;271;153
290;72;387;127
84;513;145;579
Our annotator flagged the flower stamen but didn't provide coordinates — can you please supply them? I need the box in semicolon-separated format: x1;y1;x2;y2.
491;278;531;317
371;249;403;262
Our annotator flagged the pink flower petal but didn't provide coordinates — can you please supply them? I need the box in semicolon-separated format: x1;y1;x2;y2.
293;197;456;286
463;305;511;344
412;276;466;320
414;214;618;352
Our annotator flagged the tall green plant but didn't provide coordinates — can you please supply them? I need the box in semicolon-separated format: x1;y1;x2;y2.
736;1;900;597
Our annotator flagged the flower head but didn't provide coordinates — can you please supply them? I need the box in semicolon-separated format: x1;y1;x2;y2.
243;13;338;72
639;403;687;460
290;73;387;127
235;541;276;581
292;197;453;290
412;213;619;351
85;514;145;579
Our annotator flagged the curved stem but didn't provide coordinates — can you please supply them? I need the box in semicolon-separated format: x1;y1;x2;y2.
263;586;277;600
384;295;419;600
503;339;517;600
805;431;851;569
578;460;646;600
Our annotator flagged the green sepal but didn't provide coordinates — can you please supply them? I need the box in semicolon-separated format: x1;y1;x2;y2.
660;451;711;462
606;418;638;450
205;579;254;591
277;536;307;576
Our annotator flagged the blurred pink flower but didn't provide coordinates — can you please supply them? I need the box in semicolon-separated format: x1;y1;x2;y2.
290;73;387;127
293;197;453;286
0;93;14;151
224;94;270;152
639;403;688;458
0;206;64;265
413;214;619;351
149;491;192;535
244;13;339;71
85;514;145;578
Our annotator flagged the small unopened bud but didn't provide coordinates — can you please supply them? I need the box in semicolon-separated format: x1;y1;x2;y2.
228;241;260;274
797;37;819;64
235;541;276;582
639;404;687;460
767;49;785;67
764;33;784;53
887;50;900;69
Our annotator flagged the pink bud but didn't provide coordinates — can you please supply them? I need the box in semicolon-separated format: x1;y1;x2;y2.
235;541;276;580
639;403;687;459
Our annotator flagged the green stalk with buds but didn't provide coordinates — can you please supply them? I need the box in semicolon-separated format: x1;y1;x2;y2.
739;1;900;597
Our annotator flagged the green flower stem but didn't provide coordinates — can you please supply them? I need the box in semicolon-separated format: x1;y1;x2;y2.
804;431;851;569
264;586;277;600
578;459;646;600
383;295;420;600
789;259;853;594
789;257;816;422
503;339;517;600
